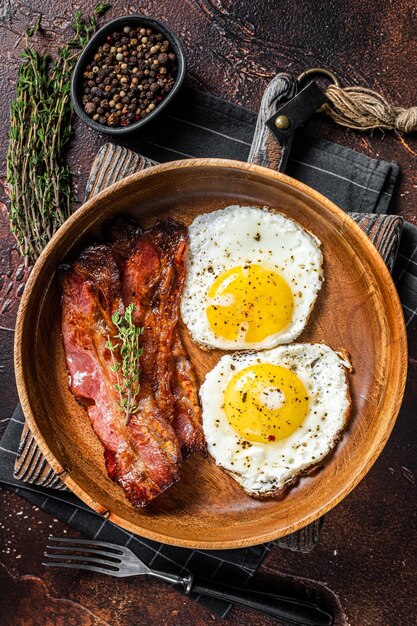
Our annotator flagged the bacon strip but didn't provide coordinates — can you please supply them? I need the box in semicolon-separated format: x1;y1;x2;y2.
114;219;205;457
146;220;188;421
171;329;205;457
60;244;181;508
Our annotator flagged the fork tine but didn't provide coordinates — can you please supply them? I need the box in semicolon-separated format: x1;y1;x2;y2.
49;536;124;554
46;545;122;561
44;553;121;568
42;561;123;577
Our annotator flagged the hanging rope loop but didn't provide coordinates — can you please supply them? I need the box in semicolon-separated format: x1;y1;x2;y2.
297;67;417;134
323;84;417;134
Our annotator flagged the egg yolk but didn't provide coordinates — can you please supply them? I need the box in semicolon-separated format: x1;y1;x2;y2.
206;264;293;343
224;364;309;443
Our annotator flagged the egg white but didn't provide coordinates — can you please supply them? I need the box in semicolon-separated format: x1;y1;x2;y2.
200;343;351;497
181;205;323;350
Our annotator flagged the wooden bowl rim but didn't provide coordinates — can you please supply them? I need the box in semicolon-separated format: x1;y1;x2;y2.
14;158;408;549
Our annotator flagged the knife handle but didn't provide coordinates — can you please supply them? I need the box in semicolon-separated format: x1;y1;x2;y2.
188;575;333;625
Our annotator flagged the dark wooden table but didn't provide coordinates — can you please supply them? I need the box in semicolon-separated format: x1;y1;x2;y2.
1;2;416;625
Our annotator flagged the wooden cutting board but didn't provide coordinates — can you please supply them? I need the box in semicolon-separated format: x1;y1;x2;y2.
13;74;404;550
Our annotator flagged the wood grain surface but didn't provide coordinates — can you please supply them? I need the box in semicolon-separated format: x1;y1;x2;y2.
1;1;417;624
15;159;407;548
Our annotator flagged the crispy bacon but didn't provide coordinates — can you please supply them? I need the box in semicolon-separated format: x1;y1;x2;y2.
106;217;142;267
171;329;205;457
115;219;205;457
61;218;205;507
60;244;181;508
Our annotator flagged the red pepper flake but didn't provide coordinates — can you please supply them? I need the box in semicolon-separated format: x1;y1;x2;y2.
121;118;128;126
268;435;276;442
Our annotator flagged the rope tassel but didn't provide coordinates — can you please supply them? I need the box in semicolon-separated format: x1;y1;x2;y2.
324;84;417;134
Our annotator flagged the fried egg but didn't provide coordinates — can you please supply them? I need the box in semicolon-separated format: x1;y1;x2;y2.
200;343;351;497
181;205;323;350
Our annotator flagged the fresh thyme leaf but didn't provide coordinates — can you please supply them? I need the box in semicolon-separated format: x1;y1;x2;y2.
6;5;111;265
25;16;43;38
95;3;112;17
106;304;144;425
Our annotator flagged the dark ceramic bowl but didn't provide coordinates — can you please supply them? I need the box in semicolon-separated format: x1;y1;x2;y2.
71;15;186;135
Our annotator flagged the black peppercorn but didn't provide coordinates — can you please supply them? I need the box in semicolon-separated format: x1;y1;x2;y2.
80;22;178;127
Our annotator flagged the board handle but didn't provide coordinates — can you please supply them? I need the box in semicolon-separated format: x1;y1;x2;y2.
248;73;298;171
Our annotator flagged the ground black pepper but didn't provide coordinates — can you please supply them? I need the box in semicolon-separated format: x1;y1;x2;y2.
81;24;177;127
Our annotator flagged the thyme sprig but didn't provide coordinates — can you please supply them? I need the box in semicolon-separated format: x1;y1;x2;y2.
106;304;144;425
6;4;110;265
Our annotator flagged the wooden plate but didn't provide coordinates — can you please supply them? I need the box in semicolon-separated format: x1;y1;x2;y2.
15;159;407;549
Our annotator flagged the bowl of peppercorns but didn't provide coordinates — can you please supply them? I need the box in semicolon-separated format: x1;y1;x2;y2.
71;15;186;134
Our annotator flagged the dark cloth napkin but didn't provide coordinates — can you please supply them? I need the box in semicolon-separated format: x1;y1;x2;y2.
138;88;398;215
1;86;416;619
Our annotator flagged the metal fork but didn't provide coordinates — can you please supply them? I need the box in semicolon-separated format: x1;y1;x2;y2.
44;537;332;625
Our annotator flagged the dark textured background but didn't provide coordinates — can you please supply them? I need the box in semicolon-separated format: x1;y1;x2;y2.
0;1;416;625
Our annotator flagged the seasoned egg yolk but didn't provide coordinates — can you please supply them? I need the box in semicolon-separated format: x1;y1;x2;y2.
224;364;309;443
206;265;293;343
